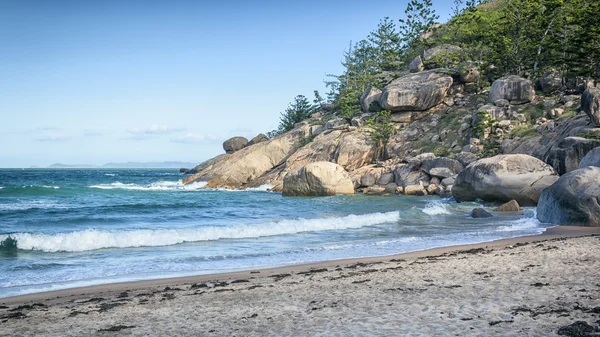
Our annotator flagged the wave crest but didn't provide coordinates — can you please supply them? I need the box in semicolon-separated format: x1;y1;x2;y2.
422;201;452;215
1;211;400;252
89;181;207;191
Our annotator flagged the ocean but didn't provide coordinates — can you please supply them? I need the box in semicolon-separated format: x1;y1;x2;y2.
0;169;550;298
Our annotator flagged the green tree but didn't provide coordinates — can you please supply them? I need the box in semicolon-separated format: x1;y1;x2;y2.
270;95;315;137
366;110;395;161
367;17;402;71
398;0;440;60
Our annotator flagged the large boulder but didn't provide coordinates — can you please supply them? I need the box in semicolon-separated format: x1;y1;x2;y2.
459;61;479;84
379;70;453;112
489;76;535;105
394;163;430;187
544;137;600;175
454;152;479;167
360;87;382;113
248;133;268;146
223;136;248;154
537;166;600;226
538;69;562;95
282;162;355;197
581;88;600;126
493;200;521;212
579;147;600;168
408;56;424;73
421;157;464;177
422;45;463;69
325;118;347;130
470;208;492;218
453;154;559;206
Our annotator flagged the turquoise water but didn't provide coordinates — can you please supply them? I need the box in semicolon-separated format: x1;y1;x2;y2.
0;169;549;298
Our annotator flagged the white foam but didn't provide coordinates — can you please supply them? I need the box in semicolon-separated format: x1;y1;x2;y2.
0;201;65;211
89;181;208;191
422;201;452;215
496;216;542;232
41;186;60;189
243;184;273;192
104;173;118;176
2;211;400;252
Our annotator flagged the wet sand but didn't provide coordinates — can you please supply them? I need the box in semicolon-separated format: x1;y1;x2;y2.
1;226;599;336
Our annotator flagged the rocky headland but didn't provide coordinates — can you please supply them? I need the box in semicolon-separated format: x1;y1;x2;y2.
181;49;600;226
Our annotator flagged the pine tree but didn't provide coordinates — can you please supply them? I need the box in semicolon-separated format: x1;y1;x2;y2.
367;17;402;71
276;95;315;134
398;0;440;59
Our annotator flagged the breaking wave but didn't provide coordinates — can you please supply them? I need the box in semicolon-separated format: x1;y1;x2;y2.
421;201;452;215
0;211;400;252
89;181;208;191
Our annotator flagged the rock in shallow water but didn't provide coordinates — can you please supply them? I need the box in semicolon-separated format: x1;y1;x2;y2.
493;200;520;212
453;154;558;206
537;166;600;227
470;208;492;218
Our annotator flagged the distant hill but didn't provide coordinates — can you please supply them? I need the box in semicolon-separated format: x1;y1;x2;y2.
47;162;197;169
48;163;99;168
101;162;197;168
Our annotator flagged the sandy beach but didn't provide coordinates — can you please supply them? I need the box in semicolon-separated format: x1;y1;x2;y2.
2;227;599;336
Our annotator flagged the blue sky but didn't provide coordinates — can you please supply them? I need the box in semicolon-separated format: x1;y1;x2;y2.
0;0;451;167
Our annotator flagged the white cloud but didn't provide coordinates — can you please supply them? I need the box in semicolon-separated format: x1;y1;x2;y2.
83;130;103;137
127;124;184;135
35;132;67;142
170;133;206;144
170;133;222;144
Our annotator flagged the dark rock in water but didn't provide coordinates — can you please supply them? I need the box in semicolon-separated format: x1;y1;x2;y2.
581;88;600;126
545;137;600;175
557;321;600;337
537;166;600;227
453;154;558;206
470;208;492;218
493;200;521;212
223;136;248;154
579;147;600;168
179;168;192;174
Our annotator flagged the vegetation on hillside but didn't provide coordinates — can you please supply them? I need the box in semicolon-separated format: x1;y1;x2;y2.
270;0;600;138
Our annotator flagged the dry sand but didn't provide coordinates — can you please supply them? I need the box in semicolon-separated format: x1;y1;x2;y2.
1;227;600;336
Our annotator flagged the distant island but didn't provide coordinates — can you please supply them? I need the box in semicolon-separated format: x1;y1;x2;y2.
45;161;198;169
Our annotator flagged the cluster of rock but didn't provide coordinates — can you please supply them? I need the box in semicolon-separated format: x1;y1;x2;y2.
179;43;600;226
222;134;269;154
351;153;465;197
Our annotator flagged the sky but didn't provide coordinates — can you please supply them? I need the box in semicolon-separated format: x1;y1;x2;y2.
0;0;452;167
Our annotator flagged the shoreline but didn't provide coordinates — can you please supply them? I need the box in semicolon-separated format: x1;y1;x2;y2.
3;225;599;306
